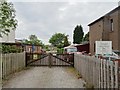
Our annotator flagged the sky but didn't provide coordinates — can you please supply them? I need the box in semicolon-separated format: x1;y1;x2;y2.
8;0;120;44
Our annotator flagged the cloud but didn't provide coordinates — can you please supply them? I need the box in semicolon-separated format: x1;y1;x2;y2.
10;1;118;44
9;0;120;2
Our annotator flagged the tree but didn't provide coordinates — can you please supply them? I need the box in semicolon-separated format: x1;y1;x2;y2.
49;33;66;48
64;35;70;47
24;35;44;47
29;35;37;41
44;45;50;51
83;32;89;41
0;0;17;37
73;25;84;44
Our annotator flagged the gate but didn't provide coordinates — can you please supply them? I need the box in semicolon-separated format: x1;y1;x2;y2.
26;53;74;67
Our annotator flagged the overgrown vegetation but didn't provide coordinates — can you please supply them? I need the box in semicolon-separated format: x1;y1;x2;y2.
0;45;23;53
83;83;94;89
57;48;64;54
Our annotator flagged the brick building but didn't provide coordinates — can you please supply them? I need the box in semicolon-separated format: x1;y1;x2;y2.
88;6;120;55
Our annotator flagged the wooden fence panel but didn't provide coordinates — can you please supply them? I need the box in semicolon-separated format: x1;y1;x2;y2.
0;54;2;85
1;52;25;80
74;54;119;89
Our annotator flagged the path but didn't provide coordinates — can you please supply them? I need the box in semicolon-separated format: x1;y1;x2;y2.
3;67;85;88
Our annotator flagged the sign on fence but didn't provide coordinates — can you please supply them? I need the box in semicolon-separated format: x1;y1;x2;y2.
95;41;112;55
33;54;38;59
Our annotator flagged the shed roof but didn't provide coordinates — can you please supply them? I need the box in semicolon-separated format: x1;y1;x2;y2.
64;45;77;49
1;42;41;46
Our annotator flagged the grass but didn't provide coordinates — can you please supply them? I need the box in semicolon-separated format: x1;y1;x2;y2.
83;82;94;89
66;67;94;89
66;67;82;79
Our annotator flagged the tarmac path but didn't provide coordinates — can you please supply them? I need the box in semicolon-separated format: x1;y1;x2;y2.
3;67;85;88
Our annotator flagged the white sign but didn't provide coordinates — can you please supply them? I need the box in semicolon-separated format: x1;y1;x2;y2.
95;41;112;55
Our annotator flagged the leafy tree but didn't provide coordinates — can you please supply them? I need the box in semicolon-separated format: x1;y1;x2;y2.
29;35;37;41
44;45;50;51
49;33;66;48
83;32;89;41
0;0;17;37
24;35;44;47
73;25;84;44
64;35;70;47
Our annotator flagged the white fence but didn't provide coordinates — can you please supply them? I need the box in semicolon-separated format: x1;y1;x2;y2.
1;52;25;80
74;54;120;88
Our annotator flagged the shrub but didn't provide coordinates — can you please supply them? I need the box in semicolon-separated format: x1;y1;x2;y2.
57;48;64;54
1;45;23;53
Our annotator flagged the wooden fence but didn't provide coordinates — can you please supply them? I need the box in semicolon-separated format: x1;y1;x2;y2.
74;54;120;89
0;54;2;85
1;52;25;80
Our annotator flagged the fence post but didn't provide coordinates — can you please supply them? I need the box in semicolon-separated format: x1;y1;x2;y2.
118;60;120;89
72;53;74;67
49;53;52;68
25;52;27;67
114;60;119;88
109;61;113;88
0;53;2;87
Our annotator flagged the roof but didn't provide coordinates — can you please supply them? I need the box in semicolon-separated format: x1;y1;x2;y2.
70;41;89;47
1;42;41;46
88;16;104;26
64;45;77;49
88;6;120;26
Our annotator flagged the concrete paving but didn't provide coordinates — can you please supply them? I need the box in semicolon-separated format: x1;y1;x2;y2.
0;83;2;90
3;67;85;88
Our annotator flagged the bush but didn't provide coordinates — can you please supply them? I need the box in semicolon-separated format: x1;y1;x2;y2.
57;48;64;54
1;45;23;53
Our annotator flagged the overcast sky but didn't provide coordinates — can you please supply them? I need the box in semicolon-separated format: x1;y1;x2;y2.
8;0;119;44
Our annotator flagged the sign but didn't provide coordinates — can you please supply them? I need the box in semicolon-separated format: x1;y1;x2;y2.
95;41;112;55
33;54;38;59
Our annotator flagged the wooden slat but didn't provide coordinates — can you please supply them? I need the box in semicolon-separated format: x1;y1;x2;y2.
2;52;25;80
74;54;119;89
26;53;74;67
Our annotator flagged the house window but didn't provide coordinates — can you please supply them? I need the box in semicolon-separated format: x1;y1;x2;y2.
110;19;113;31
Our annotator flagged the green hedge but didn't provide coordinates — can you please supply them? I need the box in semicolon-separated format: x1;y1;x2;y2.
0;45;23;53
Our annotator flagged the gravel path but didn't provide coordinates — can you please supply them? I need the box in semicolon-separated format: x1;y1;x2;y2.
3;67;85;88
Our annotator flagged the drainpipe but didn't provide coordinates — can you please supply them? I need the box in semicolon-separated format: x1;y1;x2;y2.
102;18;104;41
118;2;120;51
